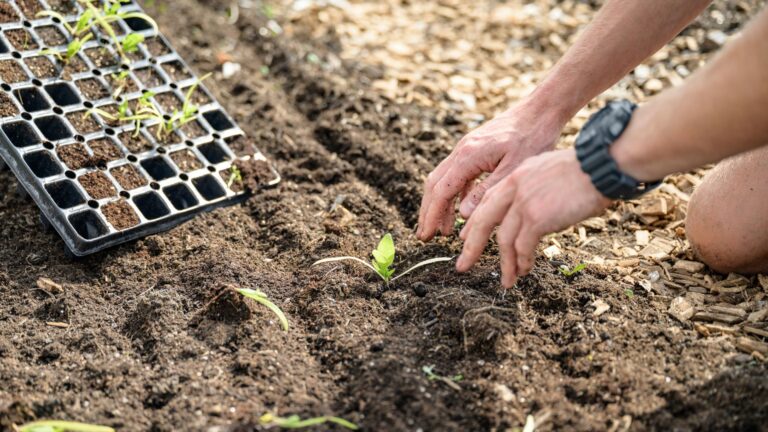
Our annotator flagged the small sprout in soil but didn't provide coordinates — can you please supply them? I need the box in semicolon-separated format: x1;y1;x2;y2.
227;165;243;188
14;420;115;432
624;288;635;298
558;263;586;277
236;288;289;331
259;413;359;430
312;233;453;285
110;70;131;98
39;34;93;65
422;365;463;391
259;65;270;76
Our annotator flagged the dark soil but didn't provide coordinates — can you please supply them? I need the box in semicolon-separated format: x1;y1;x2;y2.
145;37;172;57
60;56;89;81
118;130;154;154
105;73;139;96
155;92;182;112
78;171;116;199
0;3;18;23
88;138;123;165
85;47;119;69
16;0;43;19
5;29;39;51
169;149;203;172
46;0;77;15
93;104;121;127
102;199;140;230
161;61;191;81
66;111;102;135
111;164;148;190
35;26;68;47
0;92;19;117
228;158;274;193
24;57;57;79
225;135;256;157
56;143;91;170
0;60;28;83
180;120;206;139
0;1;765;432
134;67;165;89
77;78;110;101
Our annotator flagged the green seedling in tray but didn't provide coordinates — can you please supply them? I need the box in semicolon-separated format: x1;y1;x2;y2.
14;420;114;432
227;165;243;188
312;233;453;284
237;288;289;331
259;412;358;430
110;69;131;98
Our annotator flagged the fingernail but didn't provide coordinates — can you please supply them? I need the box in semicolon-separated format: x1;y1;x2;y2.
460;200;476;217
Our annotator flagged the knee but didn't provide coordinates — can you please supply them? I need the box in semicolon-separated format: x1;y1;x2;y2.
686;188;750;274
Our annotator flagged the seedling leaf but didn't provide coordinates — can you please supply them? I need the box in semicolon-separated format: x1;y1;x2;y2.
121;33;144;54
236;288;289;331
15;420;114;432
558;263;586;277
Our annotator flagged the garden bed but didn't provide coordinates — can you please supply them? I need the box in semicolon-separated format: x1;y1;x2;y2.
0;1;766;432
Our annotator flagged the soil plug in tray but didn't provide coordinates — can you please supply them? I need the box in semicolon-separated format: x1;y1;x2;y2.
0;0;280;256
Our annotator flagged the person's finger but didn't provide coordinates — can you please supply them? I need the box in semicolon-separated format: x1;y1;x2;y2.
515;221;543;277
497;208;522;288
459;161;515;218
456;182;516;272
417;155;454;238
421;164;480;240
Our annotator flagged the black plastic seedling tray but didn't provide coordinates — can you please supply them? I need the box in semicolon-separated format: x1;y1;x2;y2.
0;0;279;256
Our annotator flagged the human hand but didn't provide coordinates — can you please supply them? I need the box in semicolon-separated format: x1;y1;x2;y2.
416;101;565;241
456;148;611;288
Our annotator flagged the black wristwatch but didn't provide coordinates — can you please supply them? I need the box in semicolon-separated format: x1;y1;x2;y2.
575;99;662;200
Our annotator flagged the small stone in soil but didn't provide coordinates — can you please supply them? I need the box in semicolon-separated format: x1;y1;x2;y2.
102;200;140;230
412;282;429;297
79;171;116;200
111;164;148;190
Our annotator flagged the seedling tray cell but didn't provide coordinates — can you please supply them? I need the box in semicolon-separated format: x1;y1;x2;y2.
0;0;280;256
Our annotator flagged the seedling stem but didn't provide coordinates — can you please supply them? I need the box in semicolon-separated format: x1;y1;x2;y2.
259;413;358;430
236;288;289;331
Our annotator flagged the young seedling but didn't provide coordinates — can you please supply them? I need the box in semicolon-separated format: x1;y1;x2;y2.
120;33;144;55
14;420;114;432
110;70;131;98
558;263;586;277
259;413;358;430
80;0;158;62
312;233;453;284
39;34;94;65
227;165;243;188
422;365;463;391
236;288;289;331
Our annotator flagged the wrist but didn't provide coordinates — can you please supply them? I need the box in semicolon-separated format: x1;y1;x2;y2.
608;106;658;182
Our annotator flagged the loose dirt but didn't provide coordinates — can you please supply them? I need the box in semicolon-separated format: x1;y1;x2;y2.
102;199;140;230
88;138;123;165
169;149;203;172
5;29;38;51
15;0;43;19
111;164;148;191
85;47;119;69
56;143;91;170
0;1;766;432
0;3;18;23
67;111;102;135
0;92;18;117
79;171;116;200
0;60;28;83
35;26;67;47
24;56;56;79
77;78;110;101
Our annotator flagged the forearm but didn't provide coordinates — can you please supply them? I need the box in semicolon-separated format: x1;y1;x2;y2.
612;8;768;181
524;0;711;124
